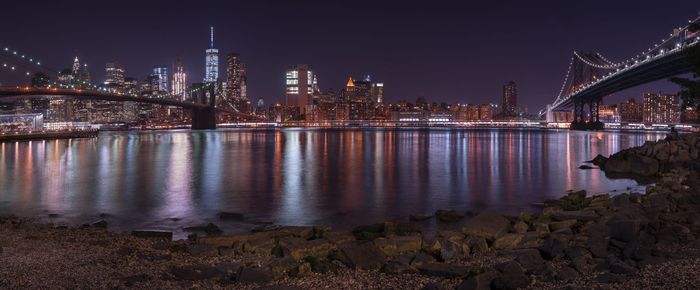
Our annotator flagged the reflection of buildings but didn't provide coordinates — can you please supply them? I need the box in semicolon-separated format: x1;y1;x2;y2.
643;92;680;124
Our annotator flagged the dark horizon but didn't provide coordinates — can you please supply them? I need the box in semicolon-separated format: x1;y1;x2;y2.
0;1;698;110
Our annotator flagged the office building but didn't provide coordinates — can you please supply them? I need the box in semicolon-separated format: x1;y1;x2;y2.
104;62;125;89
619;98;643;122
285;64;315;115
502;81;517;116
643;92;680;124
171;60;187;101
152;65;168;92
204;27;219;83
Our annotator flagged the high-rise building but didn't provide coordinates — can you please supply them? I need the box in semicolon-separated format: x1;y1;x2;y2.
643;92;680;124
171;60;187;101
57;69;74;87
619;97;643;122
204;27;219;83
371;83;384;103
152;65;168;92
222;53;248;111
104;62;125;89
285;64;315;114
502;81;517;116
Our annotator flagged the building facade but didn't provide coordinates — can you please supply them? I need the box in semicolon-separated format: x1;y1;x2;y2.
502;81;517;116
285;64;315;115
171;60;187;101
222;53;249;112
643;92;680;124
204;27;219;83
619;97;643;122
104;62;125;89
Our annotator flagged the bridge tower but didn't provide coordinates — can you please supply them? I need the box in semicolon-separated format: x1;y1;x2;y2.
191;84;217;130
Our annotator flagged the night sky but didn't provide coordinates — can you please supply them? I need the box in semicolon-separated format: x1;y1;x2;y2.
0;1;698;111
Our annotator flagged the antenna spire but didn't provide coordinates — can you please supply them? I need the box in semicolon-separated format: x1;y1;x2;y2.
210;26;214;48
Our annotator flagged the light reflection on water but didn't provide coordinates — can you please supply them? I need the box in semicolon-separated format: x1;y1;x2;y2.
0;128;665;236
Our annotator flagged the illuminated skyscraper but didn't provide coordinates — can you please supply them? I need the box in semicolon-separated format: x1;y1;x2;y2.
285;64;316;115
72;57;81;76
152;65;168;92
204;27;219;83
104;62;125;89
171;59;187;101
223;53;247;110
371;83;384;103
502;81;517;116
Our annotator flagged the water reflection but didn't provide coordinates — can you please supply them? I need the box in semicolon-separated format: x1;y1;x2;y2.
0;129;665;234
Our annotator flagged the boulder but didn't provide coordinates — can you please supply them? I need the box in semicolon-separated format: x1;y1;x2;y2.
556;266;578;282
493;261;530;290
552;210;599;222
605;152;660;176
279;237;335;260
550;219;577;231
382;259;416;274
492;234;524;250
337;241;386;270
266;257;299;275
513;249;545;273
462;212;511;240
539;237;566;259
590;154;608;168
464;236;488;253
456;271;498;290
513;221;529;234
373;235;422;257
91;219;108;228
184;223;222;235
608;219;641;243
185;244;217;256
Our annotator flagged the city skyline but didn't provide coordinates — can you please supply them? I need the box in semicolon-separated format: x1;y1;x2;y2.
0;1;697;109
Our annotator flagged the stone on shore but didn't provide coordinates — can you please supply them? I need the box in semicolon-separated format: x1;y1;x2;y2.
336;241;386;270
462;212;511;240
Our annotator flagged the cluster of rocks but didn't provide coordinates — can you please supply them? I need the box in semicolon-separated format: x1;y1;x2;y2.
592;132;700;176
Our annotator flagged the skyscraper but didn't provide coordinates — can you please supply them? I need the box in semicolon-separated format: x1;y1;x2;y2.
502;81;517;116
171;60;187;101
223;53;248;110
643;92;680;124
152;65;168;92
285;64;315;114
204;27;219;83
104;62;125;89
371;83;384;103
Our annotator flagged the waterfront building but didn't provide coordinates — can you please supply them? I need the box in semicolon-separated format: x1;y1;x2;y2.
285;64;315;115
171;60;187;101
619;97;643;122
502;81;517;116
371;82;384;103
478;103;498;121
643;92;680;124
598;104;620;123
223;53;249;112
204;27;219;83
104;62;125;90
152;65;168;93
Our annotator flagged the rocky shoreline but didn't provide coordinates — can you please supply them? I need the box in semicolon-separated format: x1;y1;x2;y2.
2;133;700;289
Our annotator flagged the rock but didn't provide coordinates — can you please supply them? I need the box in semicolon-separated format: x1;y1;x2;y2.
374;235;422;257
513;221;529;234
324;230;355;245
436;209;464;222
552;210;599;222
579;164;594;169
590;154;608;167
539;237;566;259
550;220;577;231
608;258;638;274
236;267;272;284
184;223;222;235
438;239;462;261
218;212;244;221
493;261;530;290
91;219;108;228
464;236;488;253
169;265;225;281
586;235;609;258
556;266;578;282
605;152;660;176
352;223;385;240
492;234;524;250
382;259;416;274
608;219;641;242
336;241;386;270
131;230;172;240
513;249;545;273
462;212;511;240
279;237;335;260
410;252;437;268
534;223;550;237
457;271;498;290
416;262;469;278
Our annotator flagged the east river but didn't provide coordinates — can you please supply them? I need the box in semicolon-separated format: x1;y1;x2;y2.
0;128;666;237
